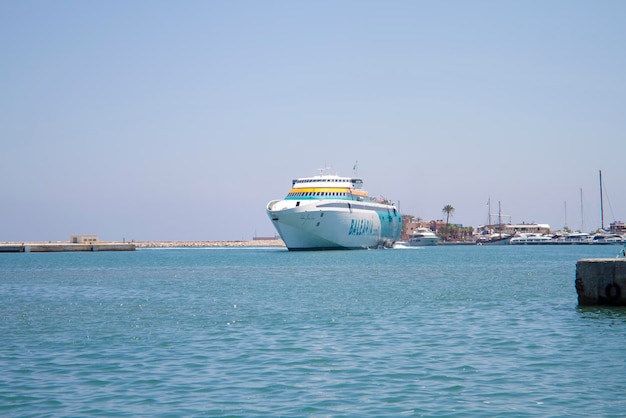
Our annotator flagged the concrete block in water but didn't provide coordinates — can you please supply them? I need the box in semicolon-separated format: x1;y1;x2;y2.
576;258;626;305
92;243;136;251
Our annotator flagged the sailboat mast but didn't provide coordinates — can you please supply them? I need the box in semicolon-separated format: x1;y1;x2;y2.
498;201;502;237
580;188;584;232
599;170;604;230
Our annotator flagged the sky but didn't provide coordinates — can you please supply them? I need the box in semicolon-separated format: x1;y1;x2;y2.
1;1;625;242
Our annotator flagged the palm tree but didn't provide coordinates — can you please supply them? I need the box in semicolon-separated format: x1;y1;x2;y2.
442;204;455;241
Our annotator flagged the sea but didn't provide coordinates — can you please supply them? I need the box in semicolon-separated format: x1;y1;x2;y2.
1;245;626;417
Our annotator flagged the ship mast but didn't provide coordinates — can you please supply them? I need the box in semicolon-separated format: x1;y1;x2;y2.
599;170;604;230
498;201;502;238
580;188;584;232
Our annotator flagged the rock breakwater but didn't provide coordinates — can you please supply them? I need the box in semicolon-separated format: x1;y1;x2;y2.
135;239;285;248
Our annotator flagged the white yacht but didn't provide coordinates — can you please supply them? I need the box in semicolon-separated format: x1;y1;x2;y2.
267;172;402;250
407;228;439;246
589;233;625;244
510;233;555;245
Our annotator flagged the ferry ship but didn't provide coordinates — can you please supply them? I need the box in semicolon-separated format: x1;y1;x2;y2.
267;172;402;250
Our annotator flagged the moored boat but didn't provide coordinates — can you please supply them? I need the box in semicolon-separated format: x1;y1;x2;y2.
589;233;625;245
509;233;554;245
476;232;512;245
266;171;402;250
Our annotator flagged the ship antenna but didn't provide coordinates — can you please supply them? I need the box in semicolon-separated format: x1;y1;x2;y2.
353;160;358;176
318;163;332;176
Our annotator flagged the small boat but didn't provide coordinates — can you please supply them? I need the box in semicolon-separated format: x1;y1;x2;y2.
407;228;439;246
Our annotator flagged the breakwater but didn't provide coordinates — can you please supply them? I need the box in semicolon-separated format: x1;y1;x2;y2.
0;239;286;252
0;242;136;253
134;239;285;248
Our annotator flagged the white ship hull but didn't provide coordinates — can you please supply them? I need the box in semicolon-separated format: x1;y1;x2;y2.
268;199;400;250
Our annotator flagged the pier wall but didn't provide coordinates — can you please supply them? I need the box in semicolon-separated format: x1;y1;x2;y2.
575;258;626;305
0;243;136;253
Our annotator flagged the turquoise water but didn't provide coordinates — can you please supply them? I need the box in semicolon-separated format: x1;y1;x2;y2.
1;245;626;417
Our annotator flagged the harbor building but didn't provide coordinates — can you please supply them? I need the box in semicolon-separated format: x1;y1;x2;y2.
70;235;99;244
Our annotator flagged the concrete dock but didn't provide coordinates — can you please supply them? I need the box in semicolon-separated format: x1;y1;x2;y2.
575;258;626;305
0;242;136;253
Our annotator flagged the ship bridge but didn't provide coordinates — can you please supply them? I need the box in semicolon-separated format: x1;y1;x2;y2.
292;176;364;190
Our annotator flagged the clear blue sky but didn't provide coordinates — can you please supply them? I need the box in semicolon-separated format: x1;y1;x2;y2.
2;1;624;241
